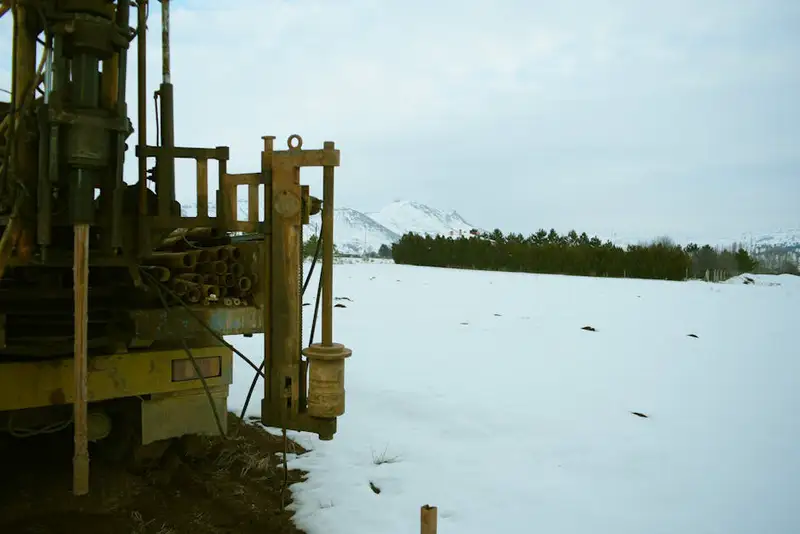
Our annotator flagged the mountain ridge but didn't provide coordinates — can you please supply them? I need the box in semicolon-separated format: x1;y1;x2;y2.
178;197;798;263
180;198;480;255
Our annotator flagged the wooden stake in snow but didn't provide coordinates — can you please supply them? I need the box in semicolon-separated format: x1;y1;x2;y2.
421;504;438;534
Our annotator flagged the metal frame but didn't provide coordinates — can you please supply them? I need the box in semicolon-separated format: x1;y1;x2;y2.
0;0;352;496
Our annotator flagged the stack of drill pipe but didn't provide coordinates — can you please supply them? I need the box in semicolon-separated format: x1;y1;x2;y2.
196;260;227;276
142;239;260;306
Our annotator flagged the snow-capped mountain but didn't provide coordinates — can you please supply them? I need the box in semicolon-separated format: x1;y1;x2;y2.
369;200;475;239
307;208;400;256
740;228;800;269
308;201;479;255
179;197;478;256
742;228;800;251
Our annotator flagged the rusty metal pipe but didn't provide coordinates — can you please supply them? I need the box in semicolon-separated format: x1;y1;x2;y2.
177;273;203;284
169;278;189;296
229;262;244;278
157;0;176;218
73;224;90;496
197;261;227;275
161;0;171;83
163;226;221;241
185;284;201;303
322;142;335;346
225;245;241;261
144;251;196;269
10;1;37;263
238;276;252;293
208;245;230;261
201;284;220;299
202;274;219;285
187;249;214;263
137;0;148;223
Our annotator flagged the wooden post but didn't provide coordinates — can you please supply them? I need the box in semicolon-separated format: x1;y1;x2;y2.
421;505;438;534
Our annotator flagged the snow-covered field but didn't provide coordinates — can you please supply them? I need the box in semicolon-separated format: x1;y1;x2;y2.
227;264;800;534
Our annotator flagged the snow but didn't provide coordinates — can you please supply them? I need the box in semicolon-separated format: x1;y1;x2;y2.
369;200;477;238
744;228;800;249
227;265;800;533
724;273;797;287
307;208;399;256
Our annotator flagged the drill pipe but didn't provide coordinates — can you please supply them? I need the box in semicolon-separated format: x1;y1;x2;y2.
144;251;196;269
186;249;214;263
229;262;245;278
158;227;223;250
185;284;202;303
237;276;252;293
197;261;227;275
184;281;219;300
169;278;189;296
206;245;231;262
141;265;171;282
202;274;219;285
224;245;241;261
176;273;203;284
222;273;235;288
201;284;220;300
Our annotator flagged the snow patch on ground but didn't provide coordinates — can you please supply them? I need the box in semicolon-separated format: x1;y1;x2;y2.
724;273;799;288
227;264;799;534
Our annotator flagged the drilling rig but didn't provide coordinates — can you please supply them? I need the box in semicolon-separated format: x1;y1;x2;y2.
0;0;351;496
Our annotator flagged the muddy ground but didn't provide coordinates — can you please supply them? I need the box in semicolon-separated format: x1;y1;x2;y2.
0;414;308;534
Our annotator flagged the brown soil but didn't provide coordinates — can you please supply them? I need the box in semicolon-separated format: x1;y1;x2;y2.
0;414;308;534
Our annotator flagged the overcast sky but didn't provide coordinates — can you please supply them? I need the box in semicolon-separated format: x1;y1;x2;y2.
2;0;798;243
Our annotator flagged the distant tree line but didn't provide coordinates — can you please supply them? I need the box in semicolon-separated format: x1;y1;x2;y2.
750;247;800;275
391;228;762;281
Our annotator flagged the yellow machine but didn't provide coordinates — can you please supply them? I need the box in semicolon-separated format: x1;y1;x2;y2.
0;0;351;495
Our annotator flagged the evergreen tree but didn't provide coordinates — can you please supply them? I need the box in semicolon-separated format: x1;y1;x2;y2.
378;244;392;259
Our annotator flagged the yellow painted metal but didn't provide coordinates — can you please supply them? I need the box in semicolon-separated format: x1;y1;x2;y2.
0;347;233;413
141;386;228;444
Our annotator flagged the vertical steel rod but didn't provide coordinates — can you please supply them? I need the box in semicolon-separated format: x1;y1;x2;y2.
261;136;274;412
321;142;335;346
137;0;148;224
161;0;171;83
73;223;90;496
157;0;175;218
